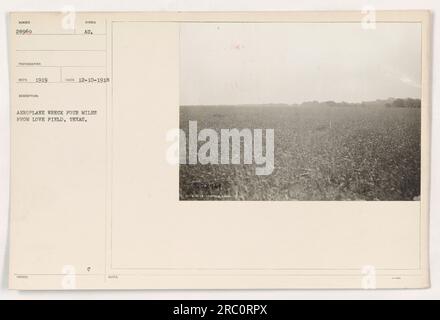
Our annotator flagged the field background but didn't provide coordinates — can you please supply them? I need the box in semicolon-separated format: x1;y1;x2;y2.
179;105;421;201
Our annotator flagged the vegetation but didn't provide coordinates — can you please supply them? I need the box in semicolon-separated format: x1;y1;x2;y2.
179;102;421;201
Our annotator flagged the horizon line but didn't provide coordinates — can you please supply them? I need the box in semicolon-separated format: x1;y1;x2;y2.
180;97;421;107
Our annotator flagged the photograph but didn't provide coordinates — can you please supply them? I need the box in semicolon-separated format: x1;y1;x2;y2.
179;22;422;201
3;8;435;298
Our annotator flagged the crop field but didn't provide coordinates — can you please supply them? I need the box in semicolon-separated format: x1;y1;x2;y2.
179;105;421;201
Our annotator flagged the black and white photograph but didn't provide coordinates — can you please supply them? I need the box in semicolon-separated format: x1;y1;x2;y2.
2;6;436;297
179;22;422;201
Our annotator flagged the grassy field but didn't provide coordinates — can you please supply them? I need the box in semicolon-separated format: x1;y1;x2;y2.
179;105;421;201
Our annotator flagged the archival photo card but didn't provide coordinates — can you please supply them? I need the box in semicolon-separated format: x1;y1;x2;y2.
8;11;431;290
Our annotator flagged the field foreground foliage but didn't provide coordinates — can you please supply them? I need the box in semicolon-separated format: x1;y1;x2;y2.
179;105;420;201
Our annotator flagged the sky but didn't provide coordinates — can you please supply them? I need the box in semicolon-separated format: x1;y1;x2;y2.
180;22;421;105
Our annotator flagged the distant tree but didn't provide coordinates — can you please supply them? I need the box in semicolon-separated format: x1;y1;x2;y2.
391;98;421;108
325;100;337;107
406;98;421;108
392;98;406;108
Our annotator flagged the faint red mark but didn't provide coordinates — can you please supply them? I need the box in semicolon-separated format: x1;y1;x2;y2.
231;41;244;50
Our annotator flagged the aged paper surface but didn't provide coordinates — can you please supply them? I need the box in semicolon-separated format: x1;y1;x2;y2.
8;11;431;289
